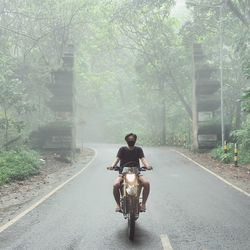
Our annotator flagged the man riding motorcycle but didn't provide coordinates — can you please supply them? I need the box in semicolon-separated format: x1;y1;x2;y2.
109;133;152;212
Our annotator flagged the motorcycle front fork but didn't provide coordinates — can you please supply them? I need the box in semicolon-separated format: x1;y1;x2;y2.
120;185;142;219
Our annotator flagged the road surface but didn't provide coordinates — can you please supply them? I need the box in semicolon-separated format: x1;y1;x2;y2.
0;144;250;250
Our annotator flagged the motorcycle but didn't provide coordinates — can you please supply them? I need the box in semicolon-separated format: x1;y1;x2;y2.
108;161;152;240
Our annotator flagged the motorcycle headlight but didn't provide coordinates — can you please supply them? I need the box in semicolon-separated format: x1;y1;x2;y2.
125;173;136;183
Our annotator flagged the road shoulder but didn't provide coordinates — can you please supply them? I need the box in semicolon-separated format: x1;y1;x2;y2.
173;147;250;195
0;148;95;226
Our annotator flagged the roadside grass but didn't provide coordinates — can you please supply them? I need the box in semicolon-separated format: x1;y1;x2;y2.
210;143;250;165
0;148;40;186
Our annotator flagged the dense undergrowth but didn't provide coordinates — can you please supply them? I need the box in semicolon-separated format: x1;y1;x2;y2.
210;144;234;164
210;115;250;165
211;134;250;165
0;147;40;186
211;144;250;165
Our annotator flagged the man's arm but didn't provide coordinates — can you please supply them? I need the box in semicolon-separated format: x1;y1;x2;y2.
140;158;152;169
111;157;120;168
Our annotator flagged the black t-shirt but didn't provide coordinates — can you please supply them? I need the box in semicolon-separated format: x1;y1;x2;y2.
117;146;144;169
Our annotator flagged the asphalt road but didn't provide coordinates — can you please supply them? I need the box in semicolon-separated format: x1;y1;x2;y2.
0;144;250;250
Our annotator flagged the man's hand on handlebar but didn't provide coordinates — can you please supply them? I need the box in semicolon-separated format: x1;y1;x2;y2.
140;166;153;171
107;166;120;171
107;166;114;170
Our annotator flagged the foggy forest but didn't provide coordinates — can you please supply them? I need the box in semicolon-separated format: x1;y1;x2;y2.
0;1;250;249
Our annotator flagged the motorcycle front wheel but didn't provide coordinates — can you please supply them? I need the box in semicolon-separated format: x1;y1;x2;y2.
128;212;135;240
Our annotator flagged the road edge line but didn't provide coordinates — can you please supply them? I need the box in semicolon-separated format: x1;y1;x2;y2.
160;234;173;250
173;149;250;198
0;148;97;234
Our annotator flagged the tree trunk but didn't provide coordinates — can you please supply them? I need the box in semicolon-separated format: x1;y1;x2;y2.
235;101;241;129
160;95;166;146
191;44;198;151
159;81;166;145
4;106;9;150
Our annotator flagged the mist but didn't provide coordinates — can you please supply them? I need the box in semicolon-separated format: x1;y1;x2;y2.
0;0;249;151
1;1;250;248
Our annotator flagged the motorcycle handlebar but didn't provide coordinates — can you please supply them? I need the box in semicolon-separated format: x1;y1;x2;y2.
107;166;153;171
107;166;120;171
140;166;153;171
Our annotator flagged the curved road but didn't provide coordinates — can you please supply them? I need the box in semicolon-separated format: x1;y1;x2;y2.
0;144;250;250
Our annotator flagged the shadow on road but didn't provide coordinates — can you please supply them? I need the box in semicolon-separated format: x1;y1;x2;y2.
115;222;156;248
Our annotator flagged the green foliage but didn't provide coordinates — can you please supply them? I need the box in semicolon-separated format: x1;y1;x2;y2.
231;127;250;150
210;144;234;164
238;145;250;164
211;140;250;165
0;148;40;185
0;0;95;149
241;88;250;113
76;0;193;145
0;0;249;151
0;53;31;148
230;116;250;164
